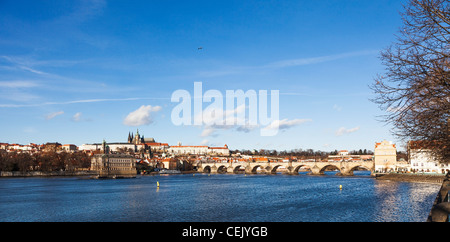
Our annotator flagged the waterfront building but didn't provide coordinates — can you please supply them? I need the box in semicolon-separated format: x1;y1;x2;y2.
408;140;450;174
91;154;137;178
374;140;397;172
90;140;136;178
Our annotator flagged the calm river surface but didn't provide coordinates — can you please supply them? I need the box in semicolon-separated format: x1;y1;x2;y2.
0;171;441;222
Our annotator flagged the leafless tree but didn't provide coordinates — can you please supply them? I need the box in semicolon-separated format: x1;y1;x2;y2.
371;0;450;163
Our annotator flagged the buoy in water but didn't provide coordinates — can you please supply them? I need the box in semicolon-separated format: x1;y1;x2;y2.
157;181;160;187
339;185;342;190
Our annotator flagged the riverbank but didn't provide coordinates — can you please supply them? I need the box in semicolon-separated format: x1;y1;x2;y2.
375;173;446;184
0;170;97;177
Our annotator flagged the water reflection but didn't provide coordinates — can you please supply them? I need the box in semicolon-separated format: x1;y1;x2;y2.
373;180;438;222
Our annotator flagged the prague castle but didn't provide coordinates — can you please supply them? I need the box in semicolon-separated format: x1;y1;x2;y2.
80;129;155;153
79;129;230;156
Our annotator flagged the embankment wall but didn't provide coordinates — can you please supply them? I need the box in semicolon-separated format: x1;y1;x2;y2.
376;173;445;184
0;170;97;177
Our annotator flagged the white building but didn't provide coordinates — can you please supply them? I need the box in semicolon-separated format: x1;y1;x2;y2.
168;145;209;155
408;141;450;174
62;144;77;152
168;144;230;156
208;145;230;156
79;142;137;153
338;150;349;156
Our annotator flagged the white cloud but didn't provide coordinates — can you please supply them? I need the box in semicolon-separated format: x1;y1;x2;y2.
198;104;249;137
262;119;312;131
45;111;64;120
123;105;162;126
335;126;360;136
72;112;82;122
333;104;342;112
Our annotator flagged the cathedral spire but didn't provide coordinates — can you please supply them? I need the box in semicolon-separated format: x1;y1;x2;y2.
127;132;132;143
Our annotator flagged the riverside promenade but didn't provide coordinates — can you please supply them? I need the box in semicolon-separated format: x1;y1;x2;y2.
375;173;446;184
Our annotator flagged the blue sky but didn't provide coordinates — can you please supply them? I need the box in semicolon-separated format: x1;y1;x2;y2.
0;0;407;151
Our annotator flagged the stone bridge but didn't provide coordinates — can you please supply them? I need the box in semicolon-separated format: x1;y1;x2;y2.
196;161;375;176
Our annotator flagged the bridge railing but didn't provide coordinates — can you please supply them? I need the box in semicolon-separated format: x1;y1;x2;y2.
427;173;450;222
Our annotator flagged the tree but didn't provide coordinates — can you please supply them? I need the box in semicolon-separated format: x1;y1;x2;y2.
371;0;450;163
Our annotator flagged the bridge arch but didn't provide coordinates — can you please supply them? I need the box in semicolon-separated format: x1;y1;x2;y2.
319;164;341;175
250;165;265;174
233;165;245;174
346;164;372;176
268;164;287;174
216;165;228;174
291;164;312;174
202;165;211;173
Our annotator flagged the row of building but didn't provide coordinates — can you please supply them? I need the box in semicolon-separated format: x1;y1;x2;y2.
373;140;449;174
0;142;77;153
0;130;230;157
79;130;230;156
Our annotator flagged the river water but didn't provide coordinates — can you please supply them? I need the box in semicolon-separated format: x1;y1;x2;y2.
0;171;440;222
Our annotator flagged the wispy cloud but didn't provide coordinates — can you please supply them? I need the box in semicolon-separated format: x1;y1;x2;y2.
195;50;378;77
0;80;40;88
262;119;312;131
45;111;64;120
0;97;171;108
0;56;53;77
335;126;360;136
264;50;378;69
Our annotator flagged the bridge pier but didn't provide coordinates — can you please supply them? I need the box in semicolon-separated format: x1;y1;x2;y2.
226;166;234;173
338;167;354;176
310;165;322;175
210;165;218;173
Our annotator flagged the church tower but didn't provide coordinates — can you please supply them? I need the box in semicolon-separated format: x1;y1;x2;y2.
135;129;140;144
127;132;132;143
